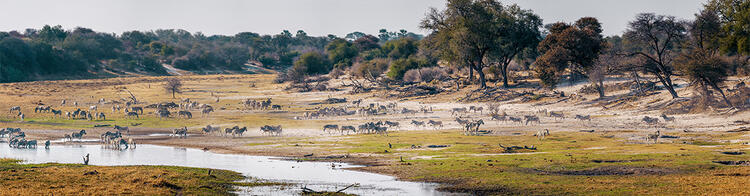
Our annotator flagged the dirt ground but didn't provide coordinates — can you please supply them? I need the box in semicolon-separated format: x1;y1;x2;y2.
2;74;750;195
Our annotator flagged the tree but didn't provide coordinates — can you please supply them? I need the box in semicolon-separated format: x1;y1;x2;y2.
535;17;606;92
624;13;688;99
164;78;183;99
707;0;750;59
674;6;733;107
422;0;540;88
293;52;331;75
353;35;380;51
382;38;418;59
325;39;358;68
489;5;543;88
345;31;367;41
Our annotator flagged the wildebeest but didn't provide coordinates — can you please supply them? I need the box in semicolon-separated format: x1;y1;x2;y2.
322;124;339;134
9;106;21;113
260;125;282;136
178;110;192;119
524;115;540;125
574;114;591;121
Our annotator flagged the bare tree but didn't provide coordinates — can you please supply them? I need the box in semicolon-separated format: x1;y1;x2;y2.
624;13;688;99
164;78;183;99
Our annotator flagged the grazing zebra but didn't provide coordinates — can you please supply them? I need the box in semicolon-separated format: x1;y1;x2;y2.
451;107;467;116
18;112;24;121
125;111;139;119
322;125;339;134
9;106;21;113
341;126;356;134
202;107;214;117
97;112;106;120
574;115;591;121
89;105;98;112
524;115;540;125
157;109;170;119
271;105;282;110
178;110;192;119
61;99;66;106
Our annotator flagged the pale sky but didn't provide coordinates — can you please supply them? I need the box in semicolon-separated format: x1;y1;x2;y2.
0;0;706;37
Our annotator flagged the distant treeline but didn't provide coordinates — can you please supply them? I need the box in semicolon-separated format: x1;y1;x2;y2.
0;25;422;82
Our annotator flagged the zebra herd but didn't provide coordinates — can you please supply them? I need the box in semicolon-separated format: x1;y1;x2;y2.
242;98;275;110
322;121;394;135
2;128;40;149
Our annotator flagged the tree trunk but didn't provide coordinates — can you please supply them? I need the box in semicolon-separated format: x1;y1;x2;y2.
477;68;487;89
172;90;175;99
468;65;474;83
654;73;679;98
501;64;509;88
597;78;605;98
708;80;733;108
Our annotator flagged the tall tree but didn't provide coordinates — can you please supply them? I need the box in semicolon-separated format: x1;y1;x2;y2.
489;5;542;88
423;0;538;88
624;13;688;99
535;17;606;91
707;0;750;59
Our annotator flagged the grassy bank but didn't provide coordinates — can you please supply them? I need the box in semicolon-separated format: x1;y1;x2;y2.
0;158;277;195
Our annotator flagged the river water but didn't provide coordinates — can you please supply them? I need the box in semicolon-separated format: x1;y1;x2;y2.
0;144;446;195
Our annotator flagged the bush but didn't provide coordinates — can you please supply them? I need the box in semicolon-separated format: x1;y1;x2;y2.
293;52;331;75
351;58;389;78
387;57;430;80
403;67;447;83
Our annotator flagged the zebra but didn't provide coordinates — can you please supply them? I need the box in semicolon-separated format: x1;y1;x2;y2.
660;114;675;122
52;109;62;118
202;106;214;117
178;110;192;119
173;127;188;138
574;115;591;121
524;115;540;125
451;107;467;116
9;106;21;113
646;130;661;144
411;120;425;127
323;125;339;134
260;125;282;136
71;130;87;140
114;125;129;135
233;127;247;137
536;129;550;140
131;107;144;114
549;111;564;120
341;126;356;134
427;120;443;129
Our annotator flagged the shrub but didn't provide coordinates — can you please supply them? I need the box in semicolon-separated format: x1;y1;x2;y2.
351;58;389;78
403;67;447;83
387;57;429;80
